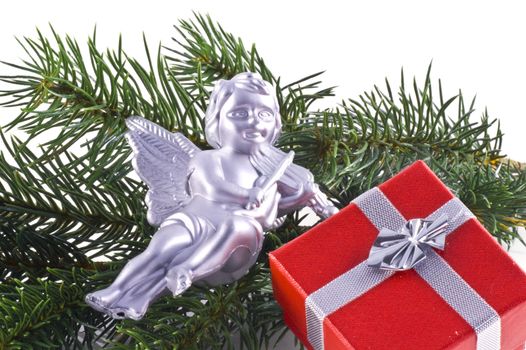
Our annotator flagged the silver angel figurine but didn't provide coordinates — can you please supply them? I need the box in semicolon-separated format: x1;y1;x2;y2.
85;72;338;320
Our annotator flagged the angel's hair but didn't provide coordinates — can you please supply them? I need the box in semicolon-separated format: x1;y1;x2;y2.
205;72;282;149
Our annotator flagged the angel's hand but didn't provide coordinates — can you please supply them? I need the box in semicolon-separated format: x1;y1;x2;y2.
318;204;339;219
247;187;264;210
308;189;339;219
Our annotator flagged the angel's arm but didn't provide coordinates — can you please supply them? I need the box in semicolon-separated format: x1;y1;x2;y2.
188;152;256;206
277;169;338;219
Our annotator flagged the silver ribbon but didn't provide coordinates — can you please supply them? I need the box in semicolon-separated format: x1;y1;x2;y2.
305;187;501;350
367;214;449;271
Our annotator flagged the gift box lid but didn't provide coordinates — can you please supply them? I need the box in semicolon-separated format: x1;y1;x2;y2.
270;160;526;350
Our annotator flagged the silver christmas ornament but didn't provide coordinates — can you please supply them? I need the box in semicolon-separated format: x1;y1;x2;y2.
85;72;338;320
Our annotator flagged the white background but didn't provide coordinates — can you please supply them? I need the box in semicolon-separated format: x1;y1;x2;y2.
0;1;525;348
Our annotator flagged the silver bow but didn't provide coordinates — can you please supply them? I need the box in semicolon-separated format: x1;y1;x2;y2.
367;214;449;271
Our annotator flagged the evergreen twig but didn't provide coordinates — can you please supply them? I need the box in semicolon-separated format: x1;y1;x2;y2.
0;13;524;350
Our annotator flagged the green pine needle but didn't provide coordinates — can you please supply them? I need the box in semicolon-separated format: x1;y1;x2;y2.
0;12;524;350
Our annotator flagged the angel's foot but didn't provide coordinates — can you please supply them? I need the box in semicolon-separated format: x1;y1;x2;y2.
85;288;120;313
86;294;145;320
108;305;145;320
166;267;193;296
85;293;109;314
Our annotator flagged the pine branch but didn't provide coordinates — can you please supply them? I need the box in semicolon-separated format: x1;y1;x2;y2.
0;133;150;280
167;13;276;86
450;162;526;247
0;26;209;166
0;268;116;350
0;12;524;350
279;66;504;194
165;13;335;128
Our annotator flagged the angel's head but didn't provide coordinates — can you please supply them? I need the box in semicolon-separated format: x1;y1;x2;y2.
205;72;282;153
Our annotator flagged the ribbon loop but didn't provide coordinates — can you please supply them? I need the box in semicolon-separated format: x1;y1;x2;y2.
367;214;450;271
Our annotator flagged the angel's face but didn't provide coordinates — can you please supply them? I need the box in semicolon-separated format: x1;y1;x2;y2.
218;89;277;153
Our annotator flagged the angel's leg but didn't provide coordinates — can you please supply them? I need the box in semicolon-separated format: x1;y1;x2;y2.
86;223;192;313
166;215;263;295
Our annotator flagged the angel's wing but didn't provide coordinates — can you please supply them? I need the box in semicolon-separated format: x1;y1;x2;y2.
125;116;201;226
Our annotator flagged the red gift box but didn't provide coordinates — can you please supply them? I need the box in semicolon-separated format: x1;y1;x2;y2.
269;160;526;350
